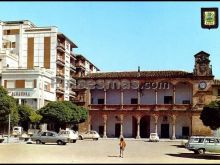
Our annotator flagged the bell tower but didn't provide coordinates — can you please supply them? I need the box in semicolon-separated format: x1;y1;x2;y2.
193;51;213;76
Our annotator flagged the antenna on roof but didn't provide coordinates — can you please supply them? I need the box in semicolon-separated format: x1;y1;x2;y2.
138;66;140;77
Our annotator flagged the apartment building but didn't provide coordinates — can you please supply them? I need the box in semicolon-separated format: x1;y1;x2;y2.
77;51;219;138
0;20;99;109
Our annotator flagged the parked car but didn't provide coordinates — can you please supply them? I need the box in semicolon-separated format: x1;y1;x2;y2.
12;126;23;136
185;136;220;154
78;130;100;140
58;129;78;143
31;131;68;145
149;133;159;142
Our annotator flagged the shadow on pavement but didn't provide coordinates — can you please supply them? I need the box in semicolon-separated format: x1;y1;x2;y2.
166;153;220;160
107;155;120;158
171;144;185;148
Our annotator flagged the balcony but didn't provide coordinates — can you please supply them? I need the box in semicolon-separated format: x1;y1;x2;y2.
56;56;65;66
70;64;76;71
56;71;64;79
56;85;64;94
69;90;76;97
70;51;76;59
73;97;86;103
57;43;65;52
75;62;85;70
89;104;192;111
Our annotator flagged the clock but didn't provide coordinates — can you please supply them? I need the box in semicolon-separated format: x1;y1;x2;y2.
198;81;207;90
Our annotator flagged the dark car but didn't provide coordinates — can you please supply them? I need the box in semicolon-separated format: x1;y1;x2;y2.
31;131;68;145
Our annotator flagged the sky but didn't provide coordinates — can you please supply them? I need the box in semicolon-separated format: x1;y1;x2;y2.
0;2;220;78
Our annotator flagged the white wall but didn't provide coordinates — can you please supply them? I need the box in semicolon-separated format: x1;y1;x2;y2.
175;83;192;104
123;89;137;104
140;89;156;104
157;84;173;104
106;89;120;104
91;90;104;104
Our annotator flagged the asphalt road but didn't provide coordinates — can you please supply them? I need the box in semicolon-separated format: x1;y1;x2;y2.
0;138;220;163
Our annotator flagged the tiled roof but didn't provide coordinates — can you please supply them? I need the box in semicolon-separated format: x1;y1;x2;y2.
214;79;220;86
83;71;193;79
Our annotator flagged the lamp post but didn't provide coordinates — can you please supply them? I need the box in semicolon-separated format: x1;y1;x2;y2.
7;114;10;143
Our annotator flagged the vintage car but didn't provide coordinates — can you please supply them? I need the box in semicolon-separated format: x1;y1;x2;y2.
31;131;68;145
185;136;220;154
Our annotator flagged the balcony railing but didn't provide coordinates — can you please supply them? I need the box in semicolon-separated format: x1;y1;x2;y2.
75;62;85;70
56;70;64;77
56;85;64;93
57;43;65;52
89;104;192;111
70;64;76;71
56;56;65;66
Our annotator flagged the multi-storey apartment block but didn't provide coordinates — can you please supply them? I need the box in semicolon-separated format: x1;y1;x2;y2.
0;20;99;110
77;51;220;138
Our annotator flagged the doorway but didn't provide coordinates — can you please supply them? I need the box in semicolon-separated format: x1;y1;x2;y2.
161;124;169;138
115;123;121;137
140;115;150;138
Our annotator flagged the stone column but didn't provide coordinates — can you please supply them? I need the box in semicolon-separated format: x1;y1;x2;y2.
171;115;176;140
173;85;176;104
103;114;107;138
153;115;159;134
120;114;124;138
121;90;124;109
104;89;107;109
88;89;91;105
137;89;140;109
136;115;141;139
155;89;158;104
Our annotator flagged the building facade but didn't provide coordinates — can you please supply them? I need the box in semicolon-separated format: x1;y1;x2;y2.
0;20;99;110
77;51;220;139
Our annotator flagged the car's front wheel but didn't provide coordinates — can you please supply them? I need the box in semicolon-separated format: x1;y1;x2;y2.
72;140;76;143
36;140;41;144
57;140;63;145
197;148;205;154
79;136;83;140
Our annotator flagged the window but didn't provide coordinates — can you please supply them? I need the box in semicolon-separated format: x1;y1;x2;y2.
7;80;15;88
98;99;104;104
44;82;50;92
25;80;34;88
182;100;190;104
131;98;138;104
164;96;173;104
218;89;220;96
12;42;16;48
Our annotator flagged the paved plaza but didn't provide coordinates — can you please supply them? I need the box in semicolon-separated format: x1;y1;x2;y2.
0;138;220;163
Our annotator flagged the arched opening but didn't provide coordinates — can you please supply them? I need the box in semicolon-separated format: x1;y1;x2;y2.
140;115;150;138
132;116;137;138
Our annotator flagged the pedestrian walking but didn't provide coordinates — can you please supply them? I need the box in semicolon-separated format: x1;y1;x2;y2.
119;137;126;158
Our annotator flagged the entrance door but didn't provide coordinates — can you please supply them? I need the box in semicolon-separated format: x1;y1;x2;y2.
99;126;104;137
140;115;150;138
161;124;169;138
115;123;120;137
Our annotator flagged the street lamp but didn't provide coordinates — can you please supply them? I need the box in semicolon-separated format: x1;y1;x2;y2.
7;114;10;143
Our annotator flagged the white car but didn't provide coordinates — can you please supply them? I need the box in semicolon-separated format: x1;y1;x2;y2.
149;133;159;142
12;126;23;136
78;130;100;140
58;130;78;143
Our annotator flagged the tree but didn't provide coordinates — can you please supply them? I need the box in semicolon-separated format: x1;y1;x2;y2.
0;86;18;128
200;100;220;130
18;104;42;131
38;101;71;131
38;101;88;131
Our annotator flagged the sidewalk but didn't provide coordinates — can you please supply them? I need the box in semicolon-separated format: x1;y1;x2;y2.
100;137;186;142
